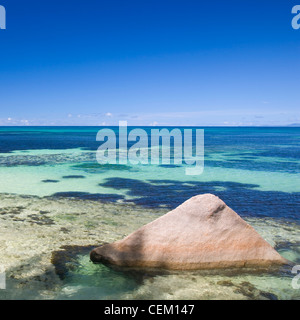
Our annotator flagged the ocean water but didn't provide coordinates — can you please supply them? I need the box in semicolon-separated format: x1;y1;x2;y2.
0;126;299;300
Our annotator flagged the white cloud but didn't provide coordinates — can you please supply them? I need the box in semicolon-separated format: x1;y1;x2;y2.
1;109;299;126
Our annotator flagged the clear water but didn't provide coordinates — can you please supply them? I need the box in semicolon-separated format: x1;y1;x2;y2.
0;126;299;300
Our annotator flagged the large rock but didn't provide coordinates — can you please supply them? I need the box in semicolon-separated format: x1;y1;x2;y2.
90;194;287;269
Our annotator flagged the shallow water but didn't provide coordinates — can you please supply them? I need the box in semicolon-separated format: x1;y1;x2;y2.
0;127;299;300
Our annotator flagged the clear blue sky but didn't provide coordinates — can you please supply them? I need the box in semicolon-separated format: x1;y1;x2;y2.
0;0;299;126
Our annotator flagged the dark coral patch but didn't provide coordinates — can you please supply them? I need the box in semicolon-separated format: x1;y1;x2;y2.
42;179;60;183
50;191;124;203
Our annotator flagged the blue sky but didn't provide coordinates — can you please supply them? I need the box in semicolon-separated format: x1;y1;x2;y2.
0;0;299;126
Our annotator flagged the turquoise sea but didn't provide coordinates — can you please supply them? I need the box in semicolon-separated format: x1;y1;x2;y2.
0;126;299;300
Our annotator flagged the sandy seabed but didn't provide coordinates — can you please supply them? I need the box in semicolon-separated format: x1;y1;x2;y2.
0;193;299;300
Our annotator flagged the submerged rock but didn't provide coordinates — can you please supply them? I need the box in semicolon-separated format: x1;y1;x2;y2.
90;194;287;270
